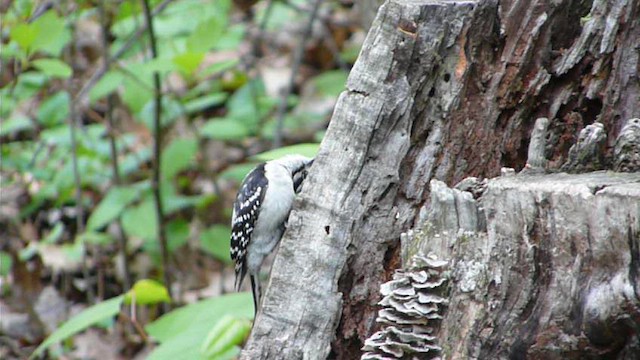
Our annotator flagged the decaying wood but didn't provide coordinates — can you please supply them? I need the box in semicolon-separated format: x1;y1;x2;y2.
404;172;640;359
241;0;640;358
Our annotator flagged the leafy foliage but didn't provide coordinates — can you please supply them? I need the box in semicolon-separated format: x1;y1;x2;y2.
30;295;125;359
124;279;172;305
146;293;254;360
1;0;361;357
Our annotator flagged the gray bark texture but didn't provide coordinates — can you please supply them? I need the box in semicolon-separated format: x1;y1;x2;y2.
405;173;640;359
241;0;640;358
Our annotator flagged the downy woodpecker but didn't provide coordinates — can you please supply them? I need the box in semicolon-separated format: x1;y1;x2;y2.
230;155;313;313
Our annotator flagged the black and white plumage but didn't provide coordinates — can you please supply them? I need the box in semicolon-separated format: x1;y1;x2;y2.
230;154;313;313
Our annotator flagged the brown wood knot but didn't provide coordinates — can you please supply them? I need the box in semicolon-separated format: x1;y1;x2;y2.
397;19;418;38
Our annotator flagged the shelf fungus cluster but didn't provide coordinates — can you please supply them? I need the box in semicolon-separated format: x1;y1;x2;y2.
361;254;449;360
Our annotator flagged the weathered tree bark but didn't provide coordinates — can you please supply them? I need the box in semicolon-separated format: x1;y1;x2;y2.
241;0;640;358
400;173;640;359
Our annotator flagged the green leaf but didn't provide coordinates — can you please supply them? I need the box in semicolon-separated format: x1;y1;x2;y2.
161;138;198;179
183;93;227;115
219;163;258;183
186;15;224;53
89;70;124;103
0;116;33;136
200;225;232;264
122;66;152;113
311;70;348;97
201;59;239;77
10;23;37;53
214;24;245;51
32;58;72;79
166;219;189;251
31;11;71;56
252;143;319;161
30;295;124;359
42;223;64;244
173;52;205;76
0;251;13;277
124;279;171;305
200;315;252;359
77;231;114;246
87;186;140;231
200;118;249;141
37;91;70;126
146;293;253;360
122;200;158;240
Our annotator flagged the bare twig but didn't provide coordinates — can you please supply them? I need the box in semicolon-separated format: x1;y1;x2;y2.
62;2;95;304
272;0;324;148
141;0;173;306
74;0;174;103
68;60;95;305
99;0;132;291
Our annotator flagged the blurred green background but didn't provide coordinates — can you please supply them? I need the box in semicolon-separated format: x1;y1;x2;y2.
0;0;368;358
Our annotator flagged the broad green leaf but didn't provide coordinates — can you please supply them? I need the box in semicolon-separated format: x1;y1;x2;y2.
183;93;227;115
200;225;232;263
87;186;140;231
0;116;33;136
187;16;224;53
219;163;258;183
32;58;72;79
214;24;245;51
201;118;249;141
173;52;205;76
0;251;13;277
122;67;152;113
146;293;253;360
10;23;37;53
89;71;124;103
200;315;251;359
311;70;348;97
37;92;69;126
252;143;319;161
31;11;71;56
124;279;171;305
227;80;265;120
122;200;158;241
30;295;124;359
161;138;198;179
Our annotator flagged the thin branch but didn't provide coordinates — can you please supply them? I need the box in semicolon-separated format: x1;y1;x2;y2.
141;0;173;305
62;1;95;304
272;0;324;148
99;0;132;291
68;64;95;305
74;0;174;103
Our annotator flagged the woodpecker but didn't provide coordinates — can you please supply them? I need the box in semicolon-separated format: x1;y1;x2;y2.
230;154;313;313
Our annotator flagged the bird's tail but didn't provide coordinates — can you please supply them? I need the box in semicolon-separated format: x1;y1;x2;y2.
234;264;246;292
250;275;260;315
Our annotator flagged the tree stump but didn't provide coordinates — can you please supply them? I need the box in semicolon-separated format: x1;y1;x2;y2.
241;0;640;358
